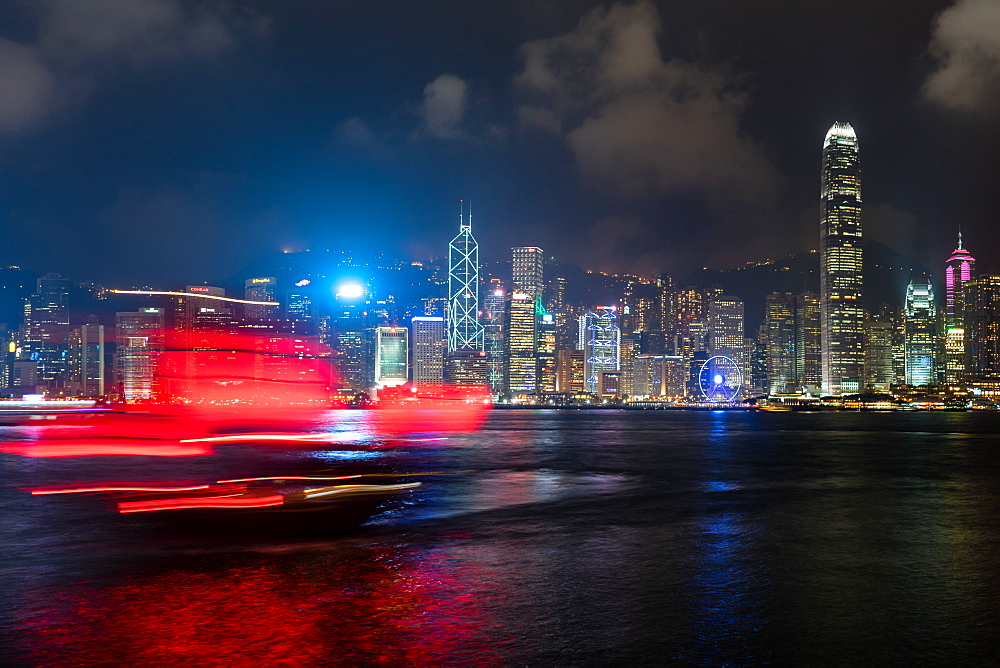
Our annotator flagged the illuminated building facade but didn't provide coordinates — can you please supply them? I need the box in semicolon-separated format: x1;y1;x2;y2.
68;321;105;398
505;292;538;394
632;354;686;398
411;316;445;388
512;247;544;298
618;332;642;397
556;349;585;393
765;294;796;394
244;277;278;321
965;275;1000;380
444;349;490;388
447;205;484;352
864;320;895;389
22;273;70;393
944;234;975;383
374;326;408;388
820;121;865;394
115;308;164;402
547;276;567;314
285;290;314;321
537;312;557;393
483;279;506;393
765;293;821;394
597;370;621;398
172;286;236;393
331;329;367;392
904;280;937;386
708;295;745;372
584;307;620;393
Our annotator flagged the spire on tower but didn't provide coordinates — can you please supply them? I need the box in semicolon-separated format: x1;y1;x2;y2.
958;226;963;250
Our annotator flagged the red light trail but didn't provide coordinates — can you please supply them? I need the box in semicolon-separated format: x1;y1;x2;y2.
118;495;285;514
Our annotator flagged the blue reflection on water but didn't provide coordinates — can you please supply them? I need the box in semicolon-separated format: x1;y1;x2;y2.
701;480;739;492
310;450;384;462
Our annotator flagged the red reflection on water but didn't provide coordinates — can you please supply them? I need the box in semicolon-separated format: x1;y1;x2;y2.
16;543;509;664
371;385;491;436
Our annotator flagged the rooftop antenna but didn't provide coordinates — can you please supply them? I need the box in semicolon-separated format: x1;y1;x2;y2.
958;225;963;250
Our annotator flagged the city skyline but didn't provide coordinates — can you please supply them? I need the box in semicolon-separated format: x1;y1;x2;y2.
6;4;1000;666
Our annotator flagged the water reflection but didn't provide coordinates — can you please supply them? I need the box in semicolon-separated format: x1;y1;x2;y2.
9;542;508;665
6;411;1000;663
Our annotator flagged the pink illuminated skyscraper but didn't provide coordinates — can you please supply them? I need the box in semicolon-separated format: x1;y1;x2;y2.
944;231;975;384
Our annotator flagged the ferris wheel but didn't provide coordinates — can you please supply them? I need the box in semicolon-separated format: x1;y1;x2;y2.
698;356;742;402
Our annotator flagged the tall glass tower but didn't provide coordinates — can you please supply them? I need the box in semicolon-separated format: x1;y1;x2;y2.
820;122;864;394
904;280;936;386
447;203;484;352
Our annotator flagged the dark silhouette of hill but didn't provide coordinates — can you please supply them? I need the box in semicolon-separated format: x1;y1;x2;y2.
680;240;933;332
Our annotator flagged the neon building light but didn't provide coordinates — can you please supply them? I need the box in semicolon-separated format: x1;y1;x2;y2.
447;202;484;352
584;307;620;393
944;232;975;384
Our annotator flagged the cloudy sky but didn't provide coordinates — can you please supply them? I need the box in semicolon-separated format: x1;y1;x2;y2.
1;0;998;285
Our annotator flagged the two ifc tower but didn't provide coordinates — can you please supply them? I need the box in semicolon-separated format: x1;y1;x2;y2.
820;121;865;395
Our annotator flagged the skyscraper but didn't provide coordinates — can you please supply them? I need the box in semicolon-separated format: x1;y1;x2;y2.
764;292;821;394
944;233;975;384
708;296;745;370
505;292;538;395
411;316;445;389
512;247;544;298
964;275;1000;381
537;312;557;393
556;349;585;393
765;294;796;394
115;308;164;402
68;321;105;398
244;277;278;321
447;204;484;352
483;279;506;393
374;326;408;388
904;280;937;386
820;121;865;394
864;320;895;390
22;273;70;393
583;307;620;393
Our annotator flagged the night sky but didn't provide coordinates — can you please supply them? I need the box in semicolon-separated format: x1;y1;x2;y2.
1;0;998;286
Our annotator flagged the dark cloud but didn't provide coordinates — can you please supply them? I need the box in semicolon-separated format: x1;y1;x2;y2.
924;0;1000;113
40;0;237;64
334;116;375;145
0;40;54;133
514;1;779;206
0;0;267;134
418;73;469;140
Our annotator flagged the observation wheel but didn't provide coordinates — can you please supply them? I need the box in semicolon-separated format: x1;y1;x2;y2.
698;355;742;402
